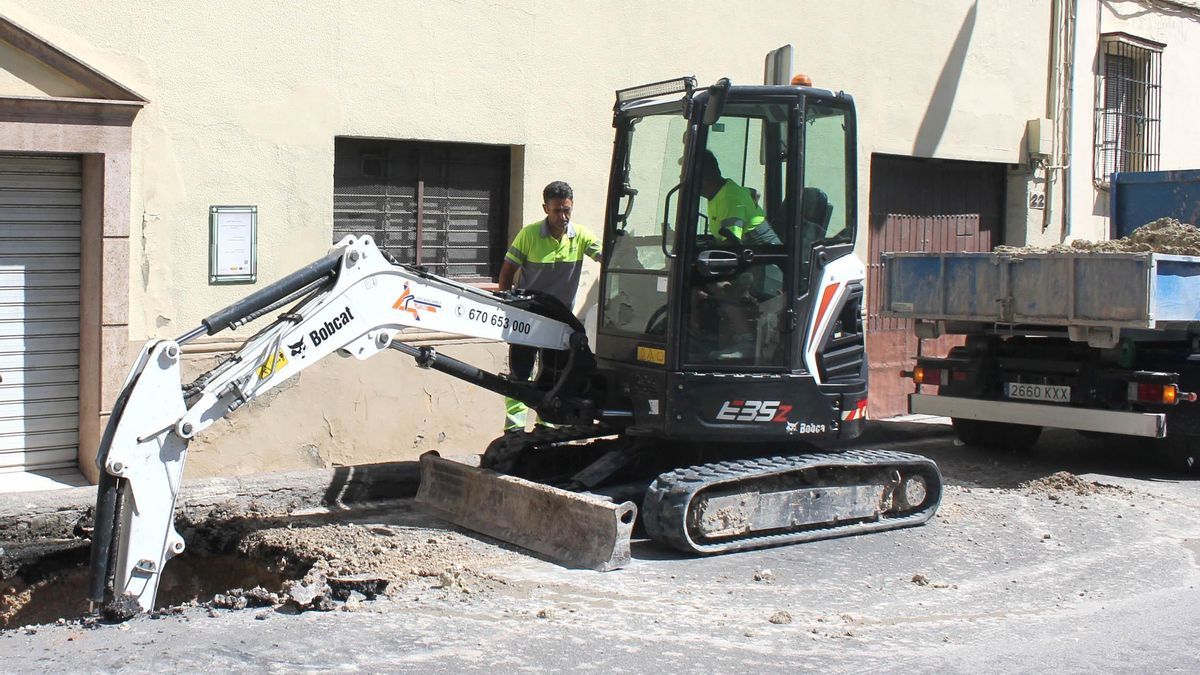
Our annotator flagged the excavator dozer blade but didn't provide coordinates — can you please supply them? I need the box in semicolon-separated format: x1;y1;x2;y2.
415;452;635;572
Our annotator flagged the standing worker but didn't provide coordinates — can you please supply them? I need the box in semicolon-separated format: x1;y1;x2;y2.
498;181;602;432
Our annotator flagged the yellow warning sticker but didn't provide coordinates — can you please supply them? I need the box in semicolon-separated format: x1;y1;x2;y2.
637;346;665;365
257;350;288;379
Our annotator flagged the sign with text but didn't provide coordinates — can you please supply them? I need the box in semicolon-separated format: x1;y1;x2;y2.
209;205;257;284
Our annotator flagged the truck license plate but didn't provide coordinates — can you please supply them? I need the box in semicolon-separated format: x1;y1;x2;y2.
1006;382;1070;403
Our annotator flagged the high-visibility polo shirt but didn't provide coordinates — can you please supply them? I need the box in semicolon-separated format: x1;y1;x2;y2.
505;219;602;308
709;179;766;242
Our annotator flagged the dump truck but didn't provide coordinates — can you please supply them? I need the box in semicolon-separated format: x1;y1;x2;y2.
87;76;945;614
884;248;1200;468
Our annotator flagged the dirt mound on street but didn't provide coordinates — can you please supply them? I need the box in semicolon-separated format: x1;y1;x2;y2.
997;218;1200;256
1019;471;1132;497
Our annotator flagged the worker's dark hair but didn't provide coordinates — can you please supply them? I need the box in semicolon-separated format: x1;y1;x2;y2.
543;181;573;203
701;150;723;183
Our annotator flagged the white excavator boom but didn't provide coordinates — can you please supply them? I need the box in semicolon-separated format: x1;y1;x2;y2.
88;236;589;611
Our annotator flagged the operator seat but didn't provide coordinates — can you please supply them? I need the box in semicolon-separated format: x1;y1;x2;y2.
801;187;833;245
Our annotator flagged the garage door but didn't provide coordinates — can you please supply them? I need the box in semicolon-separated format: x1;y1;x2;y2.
866;154;1004;418
0;154;80;474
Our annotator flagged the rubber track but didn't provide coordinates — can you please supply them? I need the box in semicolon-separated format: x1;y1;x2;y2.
641;448;943;555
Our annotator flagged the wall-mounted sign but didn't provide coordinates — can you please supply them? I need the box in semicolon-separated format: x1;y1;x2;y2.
209;205;257;284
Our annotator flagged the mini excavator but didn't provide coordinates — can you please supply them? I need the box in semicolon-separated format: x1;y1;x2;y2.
88;77;942;612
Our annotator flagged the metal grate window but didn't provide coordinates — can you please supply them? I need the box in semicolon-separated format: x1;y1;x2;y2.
1093;33;1162;185
333;139;510;281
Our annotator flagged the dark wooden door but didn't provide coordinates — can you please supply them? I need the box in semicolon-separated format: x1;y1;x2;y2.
866;155;1004;418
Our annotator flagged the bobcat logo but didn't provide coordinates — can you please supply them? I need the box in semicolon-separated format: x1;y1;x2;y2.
786;421;799;434
288;339;307;357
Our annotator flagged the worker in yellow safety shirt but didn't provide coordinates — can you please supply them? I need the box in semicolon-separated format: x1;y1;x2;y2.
497;181;602;432
696;151;784;360
699;150;781;247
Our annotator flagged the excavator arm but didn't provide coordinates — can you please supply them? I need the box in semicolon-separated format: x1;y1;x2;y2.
87;235;601;612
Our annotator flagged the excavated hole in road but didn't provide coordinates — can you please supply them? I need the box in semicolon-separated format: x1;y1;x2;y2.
4;502;510;629
1;520;315;629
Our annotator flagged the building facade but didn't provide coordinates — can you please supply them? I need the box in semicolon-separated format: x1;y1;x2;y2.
0;0;1197;484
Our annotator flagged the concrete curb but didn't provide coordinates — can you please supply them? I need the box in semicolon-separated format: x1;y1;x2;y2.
1;462;420;546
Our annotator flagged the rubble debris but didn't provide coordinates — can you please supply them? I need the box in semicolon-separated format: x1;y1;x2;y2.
149;605;189;620
101;594;141;623
210;594;249;611
768;611;793;625
342;593;364;612
327;575;389;601
752;568;774;582
211;586;280;610
282;571;335;612
996;218;1200;256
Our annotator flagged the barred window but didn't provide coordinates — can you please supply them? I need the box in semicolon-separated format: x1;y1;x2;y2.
333;139;510;281
1093;33;1162;185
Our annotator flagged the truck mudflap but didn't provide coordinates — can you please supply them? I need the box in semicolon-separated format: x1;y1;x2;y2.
641;449;942;555
415;452;636;571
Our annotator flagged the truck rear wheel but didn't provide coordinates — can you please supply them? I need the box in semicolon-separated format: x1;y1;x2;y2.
1152;435;1200;473
950;417;989;447
951;418;1041;453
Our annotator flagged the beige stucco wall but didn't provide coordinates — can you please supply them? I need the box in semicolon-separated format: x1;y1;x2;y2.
1066;0;1200;241
181;340;508;476
7;0;1192;479
5;1;1056;334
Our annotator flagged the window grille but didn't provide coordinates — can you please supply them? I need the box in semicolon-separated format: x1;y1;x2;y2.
1093;33;1162;186
333;139;510;281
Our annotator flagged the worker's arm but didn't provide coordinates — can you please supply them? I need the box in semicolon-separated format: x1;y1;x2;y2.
500;227;527;291
743;220;782;246
575;224;603;262
498;259;519;291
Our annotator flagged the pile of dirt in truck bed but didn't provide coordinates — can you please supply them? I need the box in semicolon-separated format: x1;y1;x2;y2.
996;218;1200;256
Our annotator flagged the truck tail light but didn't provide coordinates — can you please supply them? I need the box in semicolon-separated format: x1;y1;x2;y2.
1129;382;1183;405
911;366;948;386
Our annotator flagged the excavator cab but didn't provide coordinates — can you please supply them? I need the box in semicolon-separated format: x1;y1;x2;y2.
597;78;868;442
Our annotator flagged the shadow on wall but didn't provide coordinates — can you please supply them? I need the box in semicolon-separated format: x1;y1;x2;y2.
912;1;978;157
1103;0;1200;24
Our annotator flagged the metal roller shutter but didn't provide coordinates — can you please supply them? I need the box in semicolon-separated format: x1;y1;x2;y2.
0;154;80;474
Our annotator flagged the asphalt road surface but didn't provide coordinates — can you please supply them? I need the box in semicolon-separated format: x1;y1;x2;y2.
4;425;1199;673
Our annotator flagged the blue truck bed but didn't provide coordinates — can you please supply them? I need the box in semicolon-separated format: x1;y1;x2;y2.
882;251;1200;329
1110;169;1200;239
